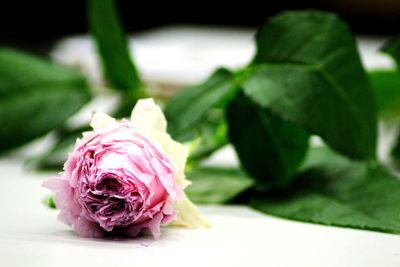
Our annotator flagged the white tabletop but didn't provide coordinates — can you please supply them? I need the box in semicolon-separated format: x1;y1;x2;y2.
1;157;400;267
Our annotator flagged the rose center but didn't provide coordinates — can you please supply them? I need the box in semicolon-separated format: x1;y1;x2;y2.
82;177;143;230
96;177;122;192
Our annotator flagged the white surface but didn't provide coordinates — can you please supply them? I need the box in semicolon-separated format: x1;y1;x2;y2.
1;159;400;267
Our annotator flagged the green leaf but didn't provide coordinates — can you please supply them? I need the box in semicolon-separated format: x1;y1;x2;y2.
0;48;90;151
88;0;143;96
185;166;254;204
227;94;310;188
298;146;350;172
165;68;240;141
34;135;75;170
369;69;400;119
0;48;86;92
381;35;400;68
30;126;89;170
251;147;400;233
391;139;400;165
370;70;400;162
247;10;377;160
187;109;228;165
43;195;57;209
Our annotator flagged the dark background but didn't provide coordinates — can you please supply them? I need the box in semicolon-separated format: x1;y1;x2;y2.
1;0;400;53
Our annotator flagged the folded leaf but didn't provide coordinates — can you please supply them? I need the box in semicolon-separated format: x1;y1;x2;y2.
247;10;377;160
185;166;253;204
165;68;240;141
88;0;142;96
187;109;228;165
0;48;85;92
381;35;400;69
43;195;56;209
369;69;400;119
30;126;90;170
0;48;90;151
251;147;400;233
227;94;309;188
379;38;400;162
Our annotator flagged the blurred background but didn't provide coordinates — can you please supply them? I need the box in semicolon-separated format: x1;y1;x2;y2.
2;0;399;91
2;0;400;53
0;0;399;167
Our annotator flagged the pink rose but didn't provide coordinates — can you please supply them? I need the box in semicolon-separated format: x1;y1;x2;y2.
43;99;207;239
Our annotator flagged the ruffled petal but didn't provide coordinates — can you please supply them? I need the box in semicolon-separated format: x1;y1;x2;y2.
147;212;164;239
73;217;105;238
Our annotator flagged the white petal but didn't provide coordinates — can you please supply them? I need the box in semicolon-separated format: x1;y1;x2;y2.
150;131;191;189
170;192;210;228
90;112;116;131
131;98;167;132
129;98;207;228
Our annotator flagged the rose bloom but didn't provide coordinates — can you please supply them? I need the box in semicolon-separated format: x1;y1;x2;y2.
43;99;207;239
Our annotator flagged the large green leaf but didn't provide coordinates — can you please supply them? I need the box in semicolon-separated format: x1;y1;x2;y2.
88;0;142;96
165;68;240;141
0;48;85;92
227;94;310;188
251;147;400;233
381;35;400;68
246;10;377;160
185;166;253;204
0;48;90;151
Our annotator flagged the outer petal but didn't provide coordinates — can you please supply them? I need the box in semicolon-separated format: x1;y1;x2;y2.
90;112;116;131
131;98;167;132
170;192;210;228
73;217;105;238
151;131;191;189
130;98;208;228
130;98;191;189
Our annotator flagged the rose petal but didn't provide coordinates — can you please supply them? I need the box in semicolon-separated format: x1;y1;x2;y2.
73;217;105;238
90;112;116;131
171;192;210;228
131;98;167;132
147;212;164;239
